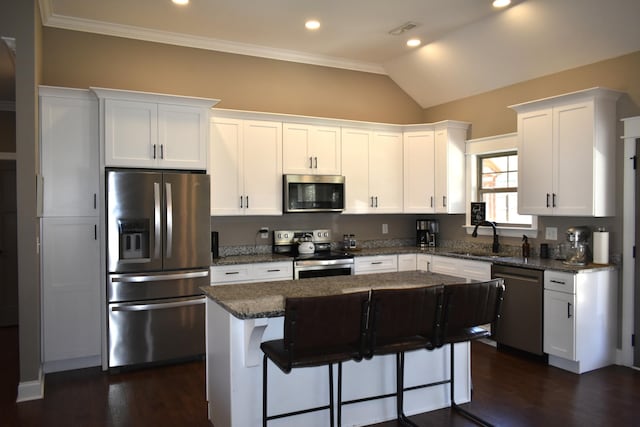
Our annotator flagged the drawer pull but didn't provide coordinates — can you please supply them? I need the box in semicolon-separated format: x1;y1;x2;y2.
267;269;281;272
550;279;566;285
371;261;383;265
225;271;240;275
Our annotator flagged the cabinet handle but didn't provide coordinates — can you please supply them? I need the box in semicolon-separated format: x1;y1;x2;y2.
375;196;378;207
246;196;249;209
370;196;374;207
442;196;447;207
309;157;313;168
567;302;572;318
546;193;550;208
153;144;157;159
550;279;566;285
93;193;97;210
94;224;97;240
240;196;244;208
552;193;557;208
160;144;164;159
430;196;433;208
314;157;318;169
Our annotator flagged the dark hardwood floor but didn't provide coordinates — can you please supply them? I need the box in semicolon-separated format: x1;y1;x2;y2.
2;326;640;426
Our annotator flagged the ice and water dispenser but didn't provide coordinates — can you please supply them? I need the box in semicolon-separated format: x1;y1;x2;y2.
118;219;150;260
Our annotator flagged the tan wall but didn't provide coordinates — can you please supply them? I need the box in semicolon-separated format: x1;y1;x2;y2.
422;50;640;139
41;28;424;124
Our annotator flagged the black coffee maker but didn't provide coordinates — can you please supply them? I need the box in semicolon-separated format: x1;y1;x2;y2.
416;219;439;248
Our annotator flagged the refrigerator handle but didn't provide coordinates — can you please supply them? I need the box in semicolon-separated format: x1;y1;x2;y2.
166;182;173;259
154;182;161;260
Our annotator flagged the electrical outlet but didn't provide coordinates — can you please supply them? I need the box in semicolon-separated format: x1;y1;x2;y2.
545;227;558;240
259;227;269;239
382;223;388;234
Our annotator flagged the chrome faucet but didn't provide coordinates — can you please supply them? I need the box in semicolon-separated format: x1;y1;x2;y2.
472;221;500;253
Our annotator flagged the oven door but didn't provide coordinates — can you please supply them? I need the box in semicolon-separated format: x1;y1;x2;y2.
294;259;354;279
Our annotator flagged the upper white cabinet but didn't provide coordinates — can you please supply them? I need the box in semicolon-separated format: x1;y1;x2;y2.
40;87;99;217
510;88;621;216
210;117;283;215
93;87;218;170
342;128;403;213
283;123;341;175
403;122;468;214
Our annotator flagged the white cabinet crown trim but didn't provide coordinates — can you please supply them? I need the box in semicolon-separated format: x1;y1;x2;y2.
91;87;219;108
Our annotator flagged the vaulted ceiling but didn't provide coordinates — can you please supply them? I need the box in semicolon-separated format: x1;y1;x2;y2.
34;0;640;108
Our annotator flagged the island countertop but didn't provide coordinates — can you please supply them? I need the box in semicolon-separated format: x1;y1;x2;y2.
201;270;467;319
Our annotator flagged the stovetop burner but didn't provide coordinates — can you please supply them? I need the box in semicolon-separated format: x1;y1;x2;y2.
272;229;354;261
292;251;353;261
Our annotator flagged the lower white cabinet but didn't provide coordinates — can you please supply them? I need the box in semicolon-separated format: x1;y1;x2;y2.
429;255;491;281
543;269;617;374
354;255;398;275
41;217;101;372
210;261;293;285
398;253;417;272
417;254;432;272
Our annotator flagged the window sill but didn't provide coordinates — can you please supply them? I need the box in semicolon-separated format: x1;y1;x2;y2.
463;225;538;239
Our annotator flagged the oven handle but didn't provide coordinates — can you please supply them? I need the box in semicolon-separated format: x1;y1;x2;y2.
295;259;354;267
111;296;205;312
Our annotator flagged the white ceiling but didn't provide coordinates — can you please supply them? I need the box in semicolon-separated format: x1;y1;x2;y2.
39;0;640;108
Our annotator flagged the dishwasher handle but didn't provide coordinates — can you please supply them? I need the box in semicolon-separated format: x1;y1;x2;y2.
493;272;541;283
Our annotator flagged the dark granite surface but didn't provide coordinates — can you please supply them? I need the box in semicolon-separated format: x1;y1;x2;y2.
201;270;466;319
211;246;617;273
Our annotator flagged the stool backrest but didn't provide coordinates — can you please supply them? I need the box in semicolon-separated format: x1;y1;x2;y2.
284;291;370;360
441;279;505;343
368;285;444;354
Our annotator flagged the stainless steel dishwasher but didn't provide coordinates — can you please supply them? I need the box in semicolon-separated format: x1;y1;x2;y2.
492;264;544;355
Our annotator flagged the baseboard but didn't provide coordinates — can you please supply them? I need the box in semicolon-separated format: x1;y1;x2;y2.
16;368;44;402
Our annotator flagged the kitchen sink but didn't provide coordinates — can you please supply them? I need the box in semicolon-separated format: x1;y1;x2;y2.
447;250;503;259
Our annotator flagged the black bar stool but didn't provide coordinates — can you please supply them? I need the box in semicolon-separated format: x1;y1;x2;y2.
362;285;444;426
260;291;370;426
441;279;505;427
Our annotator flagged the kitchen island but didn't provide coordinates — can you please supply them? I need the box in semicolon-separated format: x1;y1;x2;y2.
202;270;474;427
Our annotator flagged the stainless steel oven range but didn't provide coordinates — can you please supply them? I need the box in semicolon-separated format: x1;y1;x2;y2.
273;229;354;279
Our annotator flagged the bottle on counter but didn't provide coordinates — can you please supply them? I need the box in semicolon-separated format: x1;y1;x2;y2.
522;235;530;258
349;234;357;249
343;234;350;251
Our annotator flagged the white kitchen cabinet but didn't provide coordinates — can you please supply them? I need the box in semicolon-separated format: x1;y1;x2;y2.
41;217;101;372
511;88;620;216
434;125;467;214
354;255;398;275
39;87;99;217
417;253;432;272
342;128;403;214
543;269;617;374
210;118;282;215
398;253;417;272
430;255;491;281
93;87;218;170
283;123;341;175
403;130;435;213
210;261;293;285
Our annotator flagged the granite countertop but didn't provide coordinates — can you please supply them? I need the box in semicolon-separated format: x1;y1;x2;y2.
201;270;466;319
210;246;617;273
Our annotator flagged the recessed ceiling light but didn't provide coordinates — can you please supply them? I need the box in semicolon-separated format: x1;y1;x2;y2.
305;20;321;30
172;0;189;5
493;0;511;7
407;38;421;47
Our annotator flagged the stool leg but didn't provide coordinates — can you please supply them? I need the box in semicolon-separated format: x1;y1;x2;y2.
338;362;342;427
450;342;494;427
396;352;419;427
329;363;335;427
263;354;268;427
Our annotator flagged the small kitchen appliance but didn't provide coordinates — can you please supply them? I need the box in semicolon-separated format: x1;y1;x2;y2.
273;229;354;279
416;219;439;248
563;226;591;266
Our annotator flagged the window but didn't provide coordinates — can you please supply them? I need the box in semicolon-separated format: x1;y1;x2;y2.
478;152;532;226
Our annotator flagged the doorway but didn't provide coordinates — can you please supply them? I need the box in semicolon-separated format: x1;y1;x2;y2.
0;160;17;326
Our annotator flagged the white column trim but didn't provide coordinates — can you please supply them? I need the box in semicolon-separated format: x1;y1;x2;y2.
16;367;44;402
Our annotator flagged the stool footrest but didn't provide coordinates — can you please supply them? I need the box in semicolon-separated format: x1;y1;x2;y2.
266;404;332;422
452;402;494;427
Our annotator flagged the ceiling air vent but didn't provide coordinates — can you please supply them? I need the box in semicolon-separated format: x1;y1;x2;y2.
388;22;419;36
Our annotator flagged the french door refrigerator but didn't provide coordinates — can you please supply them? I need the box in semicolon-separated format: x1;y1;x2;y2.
106;169;210;368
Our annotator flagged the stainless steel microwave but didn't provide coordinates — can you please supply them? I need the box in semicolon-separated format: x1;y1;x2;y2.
283;174;345;213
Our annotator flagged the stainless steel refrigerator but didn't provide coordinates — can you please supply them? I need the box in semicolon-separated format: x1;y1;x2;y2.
106;169;210;368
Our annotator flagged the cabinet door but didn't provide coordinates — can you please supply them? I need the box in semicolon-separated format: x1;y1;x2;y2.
341;128;372;214
369;131;403;213
283;123;313;174
104;99;158;167
543;290;576;360
158;104;208;170
398;254;417;272
310;126;341;175
553;102;594;216
517;109;553;215
40;92;99;217
403;131;435;213
42;217;101;366
210;118;244;215
434;129;466;214
243;120;283;215
416;254;432;272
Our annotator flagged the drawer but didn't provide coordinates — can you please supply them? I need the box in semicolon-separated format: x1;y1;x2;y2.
544;270;575;294
251;261;293;282
354;255;398;274
211;264;252;284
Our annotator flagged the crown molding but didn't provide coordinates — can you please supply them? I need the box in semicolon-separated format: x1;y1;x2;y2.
39;1;386;75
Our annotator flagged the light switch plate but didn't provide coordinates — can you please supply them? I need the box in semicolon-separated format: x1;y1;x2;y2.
382;224;388;234
545;227;558;240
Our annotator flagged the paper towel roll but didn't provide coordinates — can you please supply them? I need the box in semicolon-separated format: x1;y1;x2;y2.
593;231;609;264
